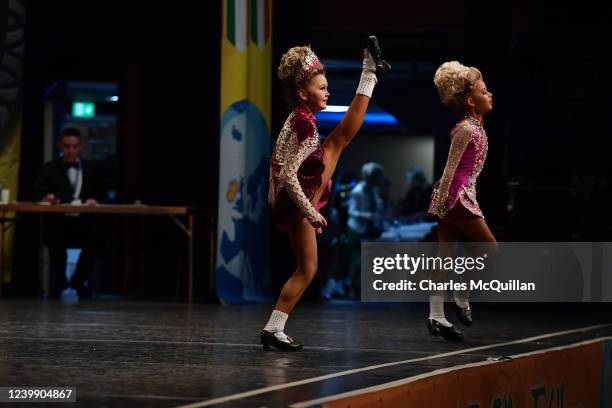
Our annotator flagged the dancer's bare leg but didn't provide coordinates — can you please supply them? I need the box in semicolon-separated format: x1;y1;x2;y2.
451;216;497;248
433;220;460;279
446;205;498;319
274;219;318;314
429;221;459;324
312;94;370;204
261;219;316;351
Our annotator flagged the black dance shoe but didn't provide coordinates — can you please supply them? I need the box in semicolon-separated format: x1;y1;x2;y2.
261;330;303;351
427;319;464;342
455;305;473;327
367;35;391;80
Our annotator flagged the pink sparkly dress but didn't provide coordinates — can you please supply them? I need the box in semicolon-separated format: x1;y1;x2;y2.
428;117;488;219
268;106;332;231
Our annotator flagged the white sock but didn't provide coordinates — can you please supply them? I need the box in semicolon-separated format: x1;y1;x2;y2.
356;70;377;97
263;310;288;333
429;294;452;327
454;289;470;309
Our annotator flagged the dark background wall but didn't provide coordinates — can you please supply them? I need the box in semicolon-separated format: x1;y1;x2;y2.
8;0;611;298
21;0;222;207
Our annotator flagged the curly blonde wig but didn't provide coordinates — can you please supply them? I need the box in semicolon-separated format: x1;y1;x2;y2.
278;46;326;107
433;61;482;113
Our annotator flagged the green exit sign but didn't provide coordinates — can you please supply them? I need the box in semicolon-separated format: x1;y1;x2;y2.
72;101;96;118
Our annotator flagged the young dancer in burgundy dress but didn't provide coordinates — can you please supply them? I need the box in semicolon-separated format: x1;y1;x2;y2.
261;37;390;351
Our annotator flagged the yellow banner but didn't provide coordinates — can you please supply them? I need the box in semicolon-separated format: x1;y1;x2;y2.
221;0;272;128
0;116;21;283
216;0;273;303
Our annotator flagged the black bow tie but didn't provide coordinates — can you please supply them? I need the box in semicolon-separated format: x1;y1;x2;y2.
64;162;80;169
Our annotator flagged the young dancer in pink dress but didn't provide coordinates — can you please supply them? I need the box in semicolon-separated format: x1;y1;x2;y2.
262;37;390;351
427;61;498;342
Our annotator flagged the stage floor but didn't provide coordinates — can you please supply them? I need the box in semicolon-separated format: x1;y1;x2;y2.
0;300;610;407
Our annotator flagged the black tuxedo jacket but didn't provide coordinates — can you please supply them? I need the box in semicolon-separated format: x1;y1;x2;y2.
34;158;104;203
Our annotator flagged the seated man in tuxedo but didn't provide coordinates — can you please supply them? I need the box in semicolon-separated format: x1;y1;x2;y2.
34;127;104;299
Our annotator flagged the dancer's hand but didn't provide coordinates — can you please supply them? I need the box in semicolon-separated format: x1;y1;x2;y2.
436;202;446;217
309;213;327;230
